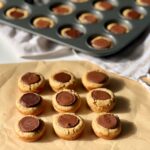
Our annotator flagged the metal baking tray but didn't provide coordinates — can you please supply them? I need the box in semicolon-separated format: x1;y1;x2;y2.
0;0;150;57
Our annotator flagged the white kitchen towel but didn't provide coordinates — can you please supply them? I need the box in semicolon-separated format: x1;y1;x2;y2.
0;23;72;57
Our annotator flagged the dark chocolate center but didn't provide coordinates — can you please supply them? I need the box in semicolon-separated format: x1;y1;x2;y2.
92;90;111;100
97;114;119;129
65;28;81;38
20;93;41;107
92;38;111;49
54;72;71;83
98;1;113;10
19;116;40;132
35;19;51;28
53;6;70;14
87;71;108;84
126;10;141;19
10;10;24;18
58;114;79;128
56;91;76;106
109;24;127;34
21;72;41;85
83;14;97;23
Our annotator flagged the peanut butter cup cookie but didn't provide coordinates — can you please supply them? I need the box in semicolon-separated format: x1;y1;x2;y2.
6;7;29;19
33;17;55;29
15;116;46;142
49;71;76;92
94;0;114;11
82;70;109;90
52;89;81;113
86;88;115;112
122;8;144;20
53;113;85;140
18;72;46;93
16;93;44;115
92;113;121;139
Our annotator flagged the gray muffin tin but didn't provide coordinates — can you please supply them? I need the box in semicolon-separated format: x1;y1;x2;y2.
0;0;150;57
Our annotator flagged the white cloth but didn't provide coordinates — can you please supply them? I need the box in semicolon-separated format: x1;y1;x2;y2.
0;24;71;57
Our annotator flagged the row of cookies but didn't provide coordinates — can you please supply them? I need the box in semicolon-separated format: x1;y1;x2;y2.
15;113;122;141
16;87;115;115
18;70;109;93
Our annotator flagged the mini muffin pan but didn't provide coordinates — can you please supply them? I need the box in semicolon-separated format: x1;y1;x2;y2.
0;0;150;56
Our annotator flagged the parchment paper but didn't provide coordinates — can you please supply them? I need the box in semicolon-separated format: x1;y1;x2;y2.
0;61;150;150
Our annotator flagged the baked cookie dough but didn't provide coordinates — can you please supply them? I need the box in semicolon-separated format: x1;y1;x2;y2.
60;27;82;39
0;1;4;9
49;71;76;92
122;8;144;20
92;113;121;139
82;70;109;90
32;17;55;29
90;36;112;49
78;12;98;24
16;93;44;115
53;113;85;140
52;89;81;113
107;23;129;34
18;72;46;93
86;88;115;112
94;0;114;11
15;116;46;142
52;4;73;15
136;0;150;6
71;0;88;3
5;7;29;19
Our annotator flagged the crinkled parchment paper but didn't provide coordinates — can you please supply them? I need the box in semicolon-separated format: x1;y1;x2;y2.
0;61;150;150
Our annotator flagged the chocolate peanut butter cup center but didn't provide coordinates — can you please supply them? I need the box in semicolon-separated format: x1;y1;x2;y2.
65;28;82;38
97;114;119;129
20;93;41;107
10;10;24;19
91;38;111;49
52;6;70;14
56;91;76;106
35;19;51;28
21;72;41;85
58;114;79;128
87;71;108;83
109;24;127;34
83;14;97;23
92;90;111;100
54;72;71;83
19;116;40;132
126;10;141;19
97;2;113;10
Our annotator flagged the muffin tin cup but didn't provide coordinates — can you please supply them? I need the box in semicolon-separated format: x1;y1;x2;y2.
0;0;150;57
